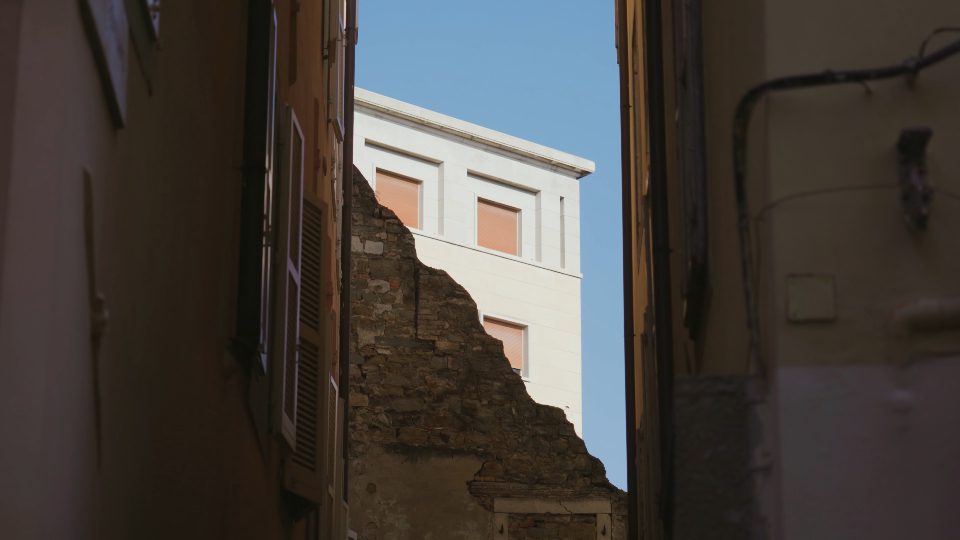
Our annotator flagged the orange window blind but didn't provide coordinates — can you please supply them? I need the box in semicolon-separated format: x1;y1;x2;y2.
483;318;524;372
477;198;519;255
375;170;420;228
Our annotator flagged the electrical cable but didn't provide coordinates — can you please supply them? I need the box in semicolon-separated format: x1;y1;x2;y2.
732;35;960;376
918;27;960;58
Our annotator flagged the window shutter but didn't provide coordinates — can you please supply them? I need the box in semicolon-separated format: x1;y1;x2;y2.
283;193;330;503
273;105;304;449
483;318;525;373
375;170;421;228
477;199;520;255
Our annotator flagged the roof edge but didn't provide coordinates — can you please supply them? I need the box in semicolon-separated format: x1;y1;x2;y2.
355;88;596;178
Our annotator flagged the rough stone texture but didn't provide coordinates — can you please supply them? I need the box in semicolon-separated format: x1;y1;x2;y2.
349;171;625;539
673;376;756;540
509;513;597;539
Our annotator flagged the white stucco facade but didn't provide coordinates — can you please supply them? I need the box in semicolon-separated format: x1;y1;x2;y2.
354;88;593;434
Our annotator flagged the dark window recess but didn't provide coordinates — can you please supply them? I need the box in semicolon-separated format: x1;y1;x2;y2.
236;1;280;455
672;0;709;342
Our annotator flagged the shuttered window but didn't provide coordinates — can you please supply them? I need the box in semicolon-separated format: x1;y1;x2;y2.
477;198;519;255
273;105;304;449
375;170;421;229
284;194;327;501
483;317;525;374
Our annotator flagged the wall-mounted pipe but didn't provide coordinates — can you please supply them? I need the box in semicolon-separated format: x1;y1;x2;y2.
732;36;960;376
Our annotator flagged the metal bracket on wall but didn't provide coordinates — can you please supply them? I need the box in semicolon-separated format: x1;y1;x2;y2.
897;127;933;229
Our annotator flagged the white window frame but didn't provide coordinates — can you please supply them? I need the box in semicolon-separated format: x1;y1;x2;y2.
272;104;305;449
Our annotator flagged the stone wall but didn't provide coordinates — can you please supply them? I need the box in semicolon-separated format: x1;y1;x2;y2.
348;169;626;539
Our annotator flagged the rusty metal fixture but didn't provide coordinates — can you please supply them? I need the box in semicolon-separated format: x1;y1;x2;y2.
897;127;933;229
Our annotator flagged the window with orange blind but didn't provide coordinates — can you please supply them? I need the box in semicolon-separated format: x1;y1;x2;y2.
375;169;421;228
482;317;525;374
477;198;519;255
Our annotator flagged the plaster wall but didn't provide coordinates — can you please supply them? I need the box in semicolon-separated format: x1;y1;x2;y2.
629;0;960;536
350;448;492;539
691;0;767;376
757;1;960;537
761;0;960;369
0;0;341;537
778;360;960;539
354;90;589;433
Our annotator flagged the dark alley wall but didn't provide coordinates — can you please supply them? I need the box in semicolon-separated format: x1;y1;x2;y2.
0;1;349;537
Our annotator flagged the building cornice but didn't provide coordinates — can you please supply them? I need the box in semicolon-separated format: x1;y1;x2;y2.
355;88;596;179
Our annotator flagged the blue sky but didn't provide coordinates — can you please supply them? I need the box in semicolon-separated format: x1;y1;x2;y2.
355;0;626;488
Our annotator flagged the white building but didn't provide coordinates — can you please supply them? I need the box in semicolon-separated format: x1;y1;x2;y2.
353;89;593;434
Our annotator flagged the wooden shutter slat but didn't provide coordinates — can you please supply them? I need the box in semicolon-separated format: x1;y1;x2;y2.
284;193;327;502
292;337;320;470
300;201;323;331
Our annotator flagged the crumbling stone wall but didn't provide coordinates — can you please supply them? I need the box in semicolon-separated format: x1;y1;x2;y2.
509;513;597;539
348;170;626;539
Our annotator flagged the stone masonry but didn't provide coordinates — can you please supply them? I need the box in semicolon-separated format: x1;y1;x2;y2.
348;168;626;539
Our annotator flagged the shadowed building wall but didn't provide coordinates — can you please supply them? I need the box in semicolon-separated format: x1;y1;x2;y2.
618;0;960;538
0;0;353;537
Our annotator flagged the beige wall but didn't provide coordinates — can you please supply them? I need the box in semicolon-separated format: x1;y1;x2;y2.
0;0;345;537
758;2;960;536
761;1;960;370
623;0;960;537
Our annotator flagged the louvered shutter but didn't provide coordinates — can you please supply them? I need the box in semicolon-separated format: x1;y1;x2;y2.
284;193;329;503
273;105;304;449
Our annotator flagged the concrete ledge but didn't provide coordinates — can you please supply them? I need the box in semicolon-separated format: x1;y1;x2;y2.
494;497;611;514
